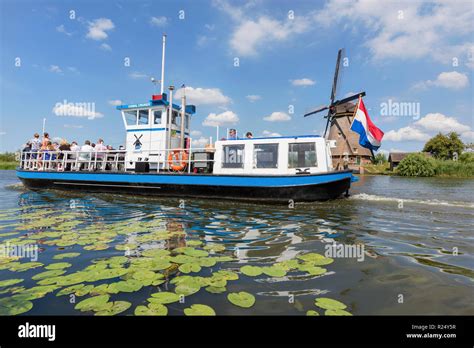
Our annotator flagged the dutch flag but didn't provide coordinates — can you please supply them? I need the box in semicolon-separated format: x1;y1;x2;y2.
350;96;384;151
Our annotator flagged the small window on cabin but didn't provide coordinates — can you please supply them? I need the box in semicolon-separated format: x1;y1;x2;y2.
171;111;179;126
138;109;149;125
185;114;190;129
222;144;245;168
254;144;278;169
153;110;162;125
124;110;138;126
288;142;317;168
175;112;182;128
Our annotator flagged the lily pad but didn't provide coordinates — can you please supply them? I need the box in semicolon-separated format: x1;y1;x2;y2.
183;248;209;258
32;270;66;281
0;278;23;287
134;303;168;316
205;286;226;294
45;262;72;270
95;301;131;316
75;295;111;312
0;297;33;315
178;263;201;274
53;253;80;260
240;265;263;277
262;266;286;278
184;304;216;316
149;292;180;304
175;282;200;296
314;297;347;310
227;292;255;308
306;310;319;316
325;309;352;316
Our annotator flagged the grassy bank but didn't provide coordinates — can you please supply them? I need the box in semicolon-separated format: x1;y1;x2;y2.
0;153;18;170
361;163;391;175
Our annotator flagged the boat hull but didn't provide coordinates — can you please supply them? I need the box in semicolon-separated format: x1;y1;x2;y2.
16;169;353;203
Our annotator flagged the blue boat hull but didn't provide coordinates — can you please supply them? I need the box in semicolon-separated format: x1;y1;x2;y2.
16;169;353;202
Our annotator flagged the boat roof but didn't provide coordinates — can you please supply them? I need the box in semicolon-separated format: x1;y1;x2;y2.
218;135;321;142
116;94;196;114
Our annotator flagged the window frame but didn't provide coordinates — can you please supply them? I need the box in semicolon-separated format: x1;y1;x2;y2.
222;144;245;169
253;143;279;169
288;142;318;168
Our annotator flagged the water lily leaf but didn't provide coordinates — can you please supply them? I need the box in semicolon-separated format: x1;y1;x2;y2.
274;259;300;270
314;298;347;310
178;263;201;274
93;268;129;281
9;262;43;272
32;270;66;281
0;278;23;287
262;266;286;277
197;258;217;268
108;280;143;293
0;298;33;315
184;304;215;316
53;252;80;260
183;248;208;258
297;253;326;262
228;292;255;308
186;240;202;247
203;244;226;252
89;284;110;295
141;249;170;258
205;286;226;294
240;265;263;277
132;270;158;281
95;301;132;316
19;285;58;299
134;304;167;316
149;292;180;304
75;295;111;312
298;264;327;276
175;283;200;296
207;278;227;288
214;270;239;281
306;310;319;316
57;284;85;296
169;255;197;264
213;256;234;262
75;285;94;297
325;309;352;316
115;244;138;251
45;262;72;270
149;259;172;271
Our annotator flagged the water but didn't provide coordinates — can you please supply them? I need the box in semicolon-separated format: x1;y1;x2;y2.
0;170;473;315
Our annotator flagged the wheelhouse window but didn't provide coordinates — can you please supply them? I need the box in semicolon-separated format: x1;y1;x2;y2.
138;109;149;125
288;142;317;168
124;110;137;126
222;144;245;168
153;110;162;125
254;143;278;168
171;111;179;126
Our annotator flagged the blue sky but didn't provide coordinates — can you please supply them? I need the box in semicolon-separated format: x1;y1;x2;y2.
1;0;473;153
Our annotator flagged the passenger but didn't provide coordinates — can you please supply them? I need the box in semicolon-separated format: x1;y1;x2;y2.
106;145;114;150
80;140;93;160
22;142;32;152
30;133;41;158
245;132;253;139
38;141;54;170
70;141;80;152
41;133;50;150
58;139;71;171
227;129;238;140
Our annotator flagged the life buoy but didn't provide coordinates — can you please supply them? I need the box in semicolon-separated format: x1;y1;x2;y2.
167;150;188;171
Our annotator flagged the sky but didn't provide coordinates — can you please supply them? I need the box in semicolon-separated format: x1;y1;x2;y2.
0;0;473;154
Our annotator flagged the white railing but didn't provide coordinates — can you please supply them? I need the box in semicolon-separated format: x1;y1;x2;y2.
19;147;215;173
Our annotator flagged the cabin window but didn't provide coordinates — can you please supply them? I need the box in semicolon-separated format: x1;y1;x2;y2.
254;144;278;169
124;110;138;126
153;110;162;125
138;109;149;125
222;144;245;168
185;114;190;129
288;142;317;168
171;111;179;126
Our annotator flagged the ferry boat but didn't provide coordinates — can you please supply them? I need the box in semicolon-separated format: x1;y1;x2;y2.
16;36;359;203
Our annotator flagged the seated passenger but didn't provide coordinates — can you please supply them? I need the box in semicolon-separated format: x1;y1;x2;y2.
245;132;253;139
227;129;238;140
79;140;93;160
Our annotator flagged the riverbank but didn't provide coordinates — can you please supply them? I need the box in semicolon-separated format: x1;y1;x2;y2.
362;160;474;178
0;153;17;170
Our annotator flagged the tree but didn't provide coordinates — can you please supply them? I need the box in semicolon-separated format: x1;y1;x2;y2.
397;153;435;177
423;132;464;160
372;153;387;164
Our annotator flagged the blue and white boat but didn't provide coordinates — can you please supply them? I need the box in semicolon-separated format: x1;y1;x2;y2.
16;36;359;203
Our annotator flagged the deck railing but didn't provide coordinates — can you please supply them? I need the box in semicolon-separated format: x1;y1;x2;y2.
18;148;215;173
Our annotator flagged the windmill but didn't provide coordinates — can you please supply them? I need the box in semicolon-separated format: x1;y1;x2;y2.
304;49;373;169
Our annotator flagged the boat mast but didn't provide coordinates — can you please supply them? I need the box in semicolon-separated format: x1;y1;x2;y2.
160;34;166;95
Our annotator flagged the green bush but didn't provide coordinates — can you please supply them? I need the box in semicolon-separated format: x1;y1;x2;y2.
396;153;436;177
434;159;474;177
459;152;474;163
0;152;16;162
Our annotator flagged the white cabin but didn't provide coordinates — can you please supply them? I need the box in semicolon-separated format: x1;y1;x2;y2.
213;136;336;175
117;93;196;171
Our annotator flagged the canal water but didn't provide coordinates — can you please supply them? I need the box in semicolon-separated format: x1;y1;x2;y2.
0;170;472;315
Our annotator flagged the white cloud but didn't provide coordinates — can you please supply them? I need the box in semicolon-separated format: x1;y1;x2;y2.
191;137;210;148
100;43;112;51
196;35;216;48
291;78;315;86
230;16;310;57
190;130;202;137
86;18;114;41
263;111;291;122
129;72;148;79
150;16;168;27
413;71;469;90
414;113;470;133
56;24;72;36
262;130;281;137
384;113;473;142
246;95;261;102
53;103;104;120
49;65;63;74
383;126;430;142
314;0;474;66
64;124;84;129
203;111;239;127
108;100;123;106
175;86;231;105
